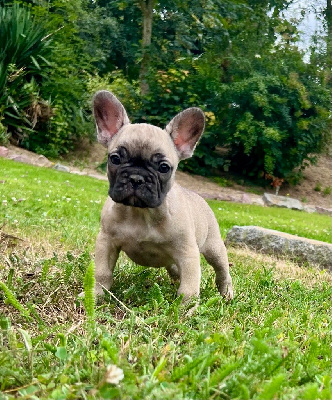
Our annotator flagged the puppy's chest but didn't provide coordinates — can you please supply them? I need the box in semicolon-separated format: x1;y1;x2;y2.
113;223;174;267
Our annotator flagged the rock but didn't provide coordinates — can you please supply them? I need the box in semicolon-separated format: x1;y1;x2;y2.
53;163;70;172
36;155;53;168
303;205;317;214
262;193;303;211
225;225;332;271
315;206;332;216
251;197;265;207
9;154;31;164
240;193;252;204
215;194;233;202
0;146;8;157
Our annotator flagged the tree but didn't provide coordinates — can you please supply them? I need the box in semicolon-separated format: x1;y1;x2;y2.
138;0;156;94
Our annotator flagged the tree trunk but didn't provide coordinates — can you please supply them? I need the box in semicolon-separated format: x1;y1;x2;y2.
139;0;155;95
327;0;332;68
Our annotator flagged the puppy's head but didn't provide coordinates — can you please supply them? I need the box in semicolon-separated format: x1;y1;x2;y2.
93;90;205;208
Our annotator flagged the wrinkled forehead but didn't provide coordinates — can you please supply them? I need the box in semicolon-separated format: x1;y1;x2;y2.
108;123;178;162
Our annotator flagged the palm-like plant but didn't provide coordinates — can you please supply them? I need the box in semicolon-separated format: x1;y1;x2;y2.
0;3;52;144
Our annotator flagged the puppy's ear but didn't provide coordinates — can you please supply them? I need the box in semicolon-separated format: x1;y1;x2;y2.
93;90;130;146
165;108;205;160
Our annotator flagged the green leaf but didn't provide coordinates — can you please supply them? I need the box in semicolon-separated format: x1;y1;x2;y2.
55;346;67;361
257;374;286;400
17;328;32;353
30;55;40;69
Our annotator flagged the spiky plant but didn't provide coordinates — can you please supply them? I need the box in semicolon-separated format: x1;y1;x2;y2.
0;3;52;142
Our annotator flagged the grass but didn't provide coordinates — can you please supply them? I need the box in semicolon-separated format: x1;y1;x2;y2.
0;158;331;399
209;201;331;243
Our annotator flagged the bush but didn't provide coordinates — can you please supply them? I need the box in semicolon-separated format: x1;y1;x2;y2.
186;71;331;179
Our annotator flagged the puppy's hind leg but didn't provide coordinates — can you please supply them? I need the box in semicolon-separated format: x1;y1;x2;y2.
202;227;233;300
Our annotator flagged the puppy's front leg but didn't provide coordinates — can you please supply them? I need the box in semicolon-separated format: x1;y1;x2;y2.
176;248;201;301
94;230;119;296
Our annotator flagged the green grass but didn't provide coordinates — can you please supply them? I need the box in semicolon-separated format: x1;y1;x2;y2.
0;158;331;399
209;201;331;243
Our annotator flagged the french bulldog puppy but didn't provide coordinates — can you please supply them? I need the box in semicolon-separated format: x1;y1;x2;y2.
93;90;233;303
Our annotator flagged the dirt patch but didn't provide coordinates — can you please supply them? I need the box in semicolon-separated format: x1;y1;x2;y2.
278;155;331;207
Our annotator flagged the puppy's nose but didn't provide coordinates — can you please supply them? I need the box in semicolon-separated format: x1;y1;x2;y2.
129;174;145;188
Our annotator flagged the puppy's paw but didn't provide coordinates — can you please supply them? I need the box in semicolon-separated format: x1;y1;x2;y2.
77;284;106;300
217;276;234;301
178;294;199;318
94;284;105;297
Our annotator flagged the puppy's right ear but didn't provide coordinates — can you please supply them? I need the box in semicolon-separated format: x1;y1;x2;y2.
93;90;130;146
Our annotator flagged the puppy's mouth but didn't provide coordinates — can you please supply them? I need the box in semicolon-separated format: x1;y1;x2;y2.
111;189;162;208
120;194;151;208
109;172;163;208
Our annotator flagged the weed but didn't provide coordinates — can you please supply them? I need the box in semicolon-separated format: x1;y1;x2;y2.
0;281;31;320
211;176;233;187
314;182;322;192
83;260;96;333
323;186;331;196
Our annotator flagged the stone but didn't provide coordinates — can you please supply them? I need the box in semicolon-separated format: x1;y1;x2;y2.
0;146;8;157
9;154;31;164
36;155;53;167
262;193;303;211
225;225;332;271
215;194;233;202
303;205;317;214
315;206;332;216
53;163;70;172
240;193;252;204
251;197;265;207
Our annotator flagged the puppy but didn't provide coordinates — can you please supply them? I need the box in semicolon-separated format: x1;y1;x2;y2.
93;90;233;303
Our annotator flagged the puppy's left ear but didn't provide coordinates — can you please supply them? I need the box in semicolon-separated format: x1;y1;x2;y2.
165;108;205;160
93;90;130;146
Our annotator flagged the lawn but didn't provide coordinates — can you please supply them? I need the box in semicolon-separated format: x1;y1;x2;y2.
0;158;331;399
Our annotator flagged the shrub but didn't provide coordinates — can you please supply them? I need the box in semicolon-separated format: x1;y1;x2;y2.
189;72;330;179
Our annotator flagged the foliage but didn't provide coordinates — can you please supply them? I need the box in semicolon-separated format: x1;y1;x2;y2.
18;0;98;157
134;67;200;125
0;3;52;143
0;160;331;399
86;71;141;118
176;4;331;179
215;71;330;178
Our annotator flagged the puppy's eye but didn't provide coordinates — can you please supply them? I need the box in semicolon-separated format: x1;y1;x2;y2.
158;162;170;173
109;154;121;165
